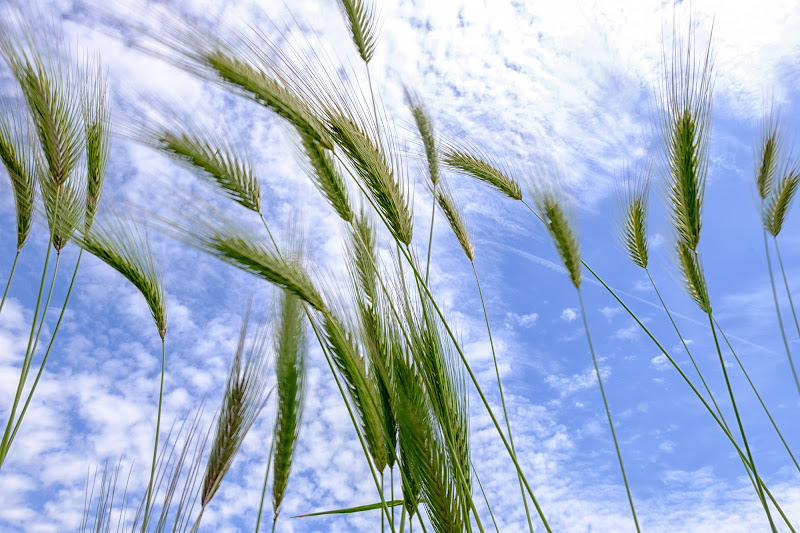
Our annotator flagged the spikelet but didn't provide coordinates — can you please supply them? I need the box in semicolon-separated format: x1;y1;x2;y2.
336;0;380;64
442;143;522;200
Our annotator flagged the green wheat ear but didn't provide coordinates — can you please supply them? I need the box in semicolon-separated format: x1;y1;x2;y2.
764;172;799;237
328;112;413;245
435;180;474;262
616;165;650;270
0;85;37;251
532;182;582;289
82;58;110;232
336;0;380;64
442;142;523;200
755;111;784;202
298;131;353;223
271;290;307;518
676;240;711;313
202;303;272;509
78;214;167;338
404;87;440;187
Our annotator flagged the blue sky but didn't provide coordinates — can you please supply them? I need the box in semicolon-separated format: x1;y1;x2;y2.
1;0;800;531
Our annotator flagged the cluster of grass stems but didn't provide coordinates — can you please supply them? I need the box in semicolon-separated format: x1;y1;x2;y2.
1;2;799;532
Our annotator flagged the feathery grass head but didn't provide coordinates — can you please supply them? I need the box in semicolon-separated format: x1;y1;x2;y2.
298;131;353;222
336;0;380;64
77;213;167;338
616;165;650;270
675;241;711;313
392;353;465;531
0;87;37;251
82;58;110;231
272;290;307;517
160;206;325;312
755;111;784;202
318;304;389;473
658;23;714;251
328;112;413;245
202;303;272;509
404;87;439;187
435;179;474;262
442;142;522;200
531;180;582;289
0;14;84;189
764;172;799;237
145;119;262;213
39;170;86;253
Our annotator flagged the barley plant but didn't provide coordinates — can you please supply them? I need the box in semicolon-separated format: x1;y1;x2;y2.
1;1;800;532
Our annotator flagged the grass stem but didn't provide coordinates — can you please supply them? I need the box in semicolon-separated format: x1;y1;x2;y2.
0;250;20;315
142;336;167;531
577;289;640;532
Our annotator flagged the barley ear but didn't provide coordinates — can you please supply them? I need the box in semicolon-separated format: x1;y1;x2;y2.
435;180;474;262
299;132;353;223
764;172;799;237
676;241;711;313
442;143;522;200
616;166;650;270
271;291;307;516
659;26;713;251
336;0;380;64
202;303;272;508
533;187;582;289
755;111;783;202
77;214;167;337
154;125;261;213
39;170;86;252
404;87;439;187
328;113;413;245
0;86;37;251
83;58;110;231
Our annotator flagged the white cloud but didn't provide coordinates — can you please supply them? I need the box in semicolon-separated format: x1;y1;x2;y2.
599;306;621;322
507;311;539;328
561;308;579;322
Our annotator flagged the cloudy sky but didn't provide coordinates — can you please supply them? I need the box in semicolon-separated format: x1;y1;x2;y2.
2;0;800;531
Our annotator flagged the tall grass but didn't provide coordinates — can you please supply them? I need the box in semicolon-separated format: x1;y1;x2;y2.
1;2;799;532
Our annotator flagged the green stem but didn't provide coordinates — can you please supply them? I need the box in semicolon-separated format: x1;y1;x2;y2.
762;230;800;399
706;309;776;532
255;434;276;533
472;262;533;533
0;250;20;315
645;268;727;424
0;219;56;469
399;506;407;533
27;253;61;382
577;289;640;532
583;261;794;531
9;251;83;447
713;318;800;474
425;189;437;284
773;239;800;378
472;457;500;533
142;336;167;532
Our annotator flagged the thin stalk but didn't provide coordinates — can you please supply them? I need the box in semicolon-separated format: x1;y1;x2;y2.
27;253;62;383
399;506;406;533
646;269;727;424
382;472;385;533
425;192;436;283
471;457;500;533
773;239;800;368
706;309;776;532
583;261;795;531
329;148;551;531
763;230;800;399
0;250;20;315
713;318;800;474
0;211;57;469
142;337;167;532
391;467;394;529
577;289;640;532
471;262;533;533
10;250;83;446
255;435;275;533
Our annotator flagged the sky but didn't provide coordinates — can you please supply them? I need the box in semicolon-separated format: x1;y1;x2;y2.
1;0;800;531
